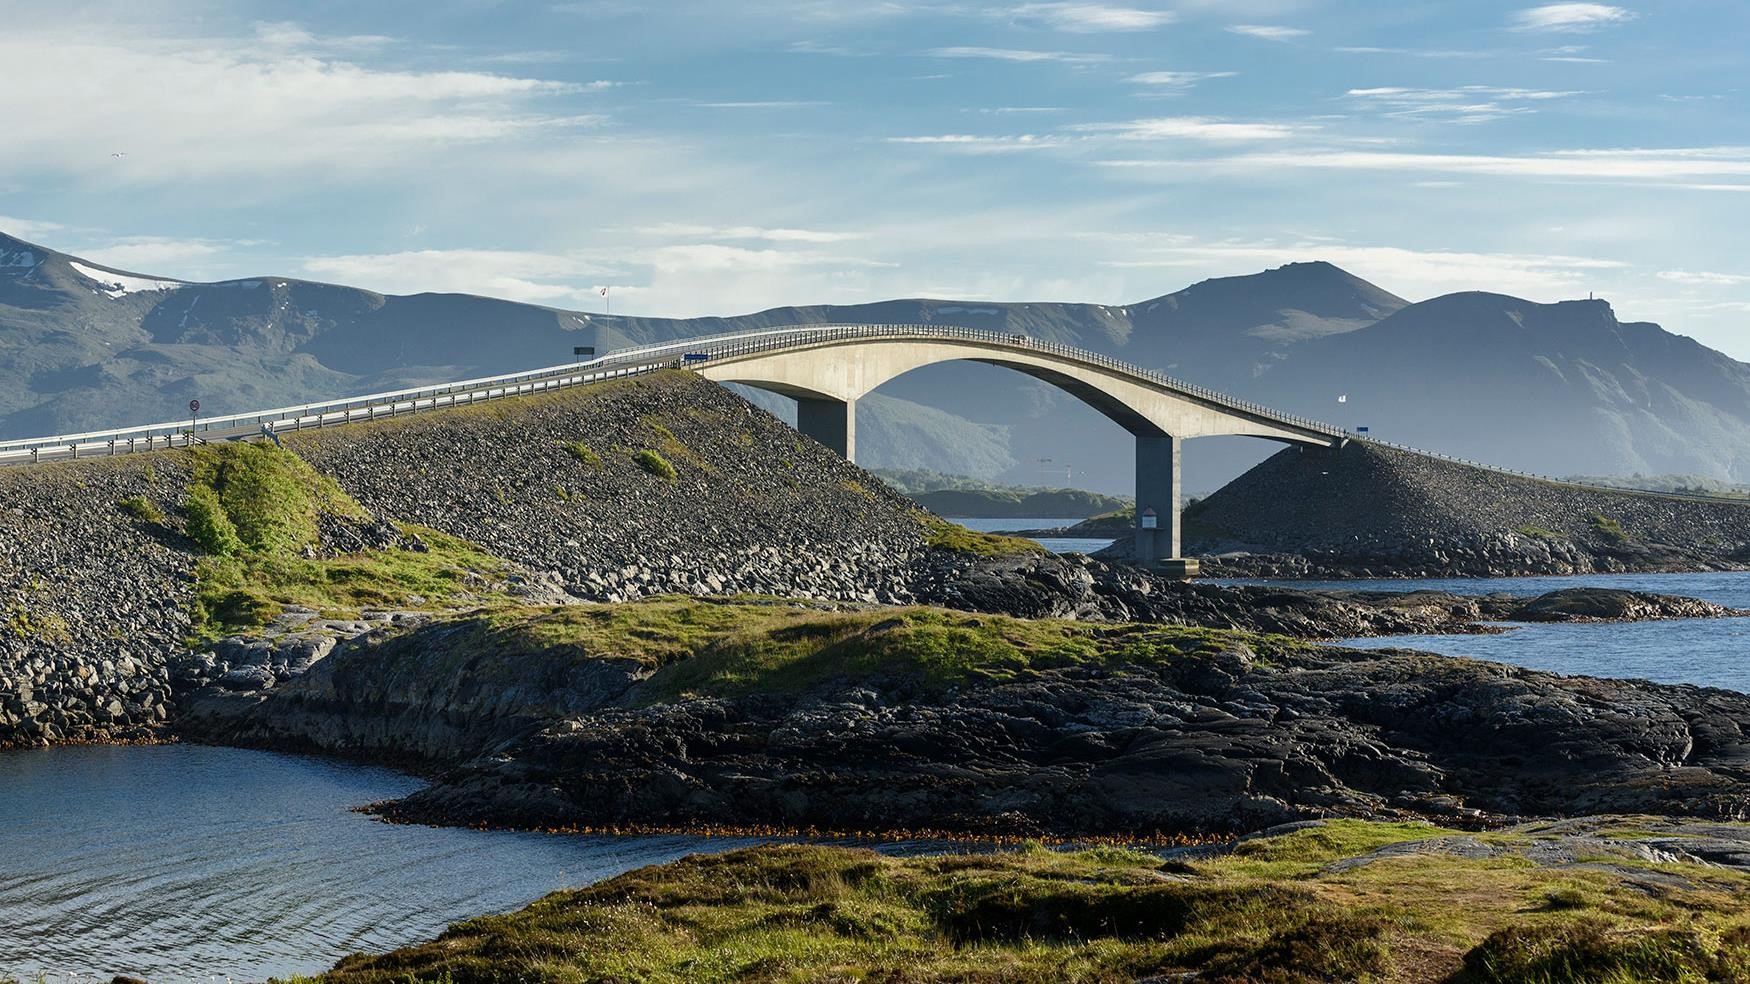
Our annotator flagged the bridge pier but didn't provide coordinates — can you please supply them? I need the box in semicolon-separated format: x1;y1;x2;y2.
1135;434;1196;576
797;397;856;462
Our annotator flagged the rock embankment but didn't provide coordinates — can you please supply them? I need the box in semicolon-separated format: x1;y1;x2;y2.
1171;442;1750;577
283;371;930;605
183;600;1750;838
0;458;187;747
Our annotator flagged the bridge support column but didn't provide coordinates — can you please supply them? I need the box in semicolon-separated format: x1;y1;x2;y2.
797;397;856;462
1135;434;1196;576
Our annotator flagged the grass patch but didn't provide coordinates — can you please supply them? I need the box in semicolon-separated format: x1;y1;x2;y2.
450;598;1300;706
635;449;678;481
117;495;165;525
297;818;1750;984
562;441;603;468
183;442;517;642
3;603;71;644
1587;513;1630;544
1457;918;1750;983
1517;524;1565;540
917;512;1046;557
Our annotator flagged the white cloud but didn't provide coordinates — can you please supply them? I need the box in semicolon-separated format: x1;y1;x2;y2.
1076;116;1303;141
1127;70;1239;89
1510;3;1634;33
1007;3;1176;32
1334;46;1492;59
1227;25;1308;41
884;134;1068;151
77;237;230;272
1344;85;1581;124
251;21;394;51
299;241;898;318
0;26;603;185
301;249;617;305
0;215;66;240
928;46;1110;63
1101;147;1750;183
636;223;864;243
1658;270;1750;286
697;101;831;109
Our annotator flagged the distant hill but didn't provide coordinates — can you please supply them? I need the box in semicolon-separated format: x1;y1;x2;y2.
7;229;1750;491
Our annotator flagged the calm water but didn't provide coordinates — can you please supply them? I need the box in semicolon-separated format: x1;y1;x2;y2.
1222;571;1750;694
0;745;783;983
958;517;1116;556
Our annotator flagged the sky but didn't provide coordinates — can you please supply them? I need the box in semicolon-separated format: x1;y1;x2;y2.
4;1;1750;356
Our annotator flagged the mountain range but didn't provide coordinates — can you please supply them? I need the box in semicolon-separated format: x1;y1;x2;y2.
4;228;1749;493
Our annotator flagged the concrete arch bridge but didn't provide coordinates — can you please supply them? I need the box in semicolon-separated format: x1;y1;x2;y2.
657;325;1351;569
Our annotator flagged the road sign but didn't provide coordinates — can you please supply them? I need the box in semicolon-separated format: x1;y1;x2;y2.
189;399;200;414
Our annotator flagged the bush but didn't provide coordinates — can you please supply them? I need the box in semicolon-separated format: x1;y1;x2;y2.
635;449;677;481
185;484;243;556
117;495;165;525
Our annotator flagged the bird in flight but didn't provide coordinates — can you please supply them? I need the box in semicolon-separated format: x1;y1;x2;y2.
110;152;126;158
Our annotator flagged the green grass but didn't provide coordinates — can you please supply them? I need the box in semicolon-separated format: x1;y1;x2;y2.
635;449;678;481
182;442;519;642
1517;524;1565;540
442;598;1302;707
116;495;165;525
294;818;1750;984
191;526;519;642
1587;513;1630;544
917;512;1047;557
562;441;603;468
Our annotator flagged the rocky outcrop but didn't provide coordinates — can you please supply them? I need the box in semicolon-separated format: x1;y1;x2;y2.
183;604;1750;838
911;550;1739;637
1169;441;1750;577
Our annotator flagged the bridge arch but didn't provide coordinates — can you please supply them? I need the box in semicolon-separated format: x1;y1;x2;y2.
679;327;1346;570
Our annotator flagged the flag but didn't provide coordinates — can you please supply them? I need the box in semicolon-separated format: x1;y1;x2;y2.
601;287;609;296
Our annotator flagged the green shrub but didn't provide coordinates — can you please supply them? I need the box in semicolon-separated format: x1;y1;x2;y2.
117;495;165;525
635;449;677;481
185;484;243;556
563;441;603;468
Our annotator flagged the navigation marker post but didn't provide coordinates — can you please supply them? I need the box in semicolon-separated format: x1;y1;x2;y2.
188;399;200;447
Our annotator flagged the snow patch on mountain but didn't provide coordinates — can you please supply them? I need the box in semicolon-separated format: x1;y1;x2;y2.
1;247;39;270
69;261;182;298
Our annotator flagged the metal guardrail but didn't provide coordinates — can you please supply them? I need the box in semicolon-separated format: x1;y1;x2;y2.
3;322;1748;509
